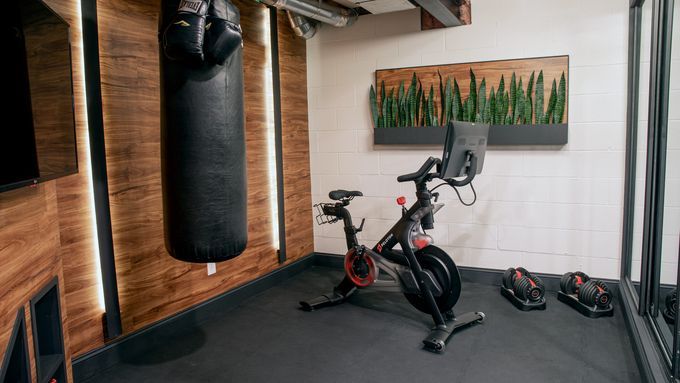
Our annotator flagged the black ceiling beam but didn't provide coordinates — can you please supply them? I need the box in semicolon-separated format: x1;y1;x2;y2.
412;0;462;27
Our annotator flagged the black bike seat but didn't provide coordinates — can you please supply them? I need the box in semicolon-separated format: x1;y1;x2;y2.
328;190;363;201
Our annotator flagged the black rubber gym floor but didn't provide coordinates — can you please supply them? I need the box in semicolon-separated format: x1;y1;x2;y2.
83;266;640;382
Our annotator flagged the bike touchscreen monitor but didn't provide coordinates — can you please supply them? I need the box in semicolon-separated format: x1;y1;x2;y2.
439;121;489;180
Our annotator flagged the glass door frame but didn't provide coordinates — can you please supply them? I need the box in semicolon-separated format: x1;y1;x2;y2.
621;0;680;380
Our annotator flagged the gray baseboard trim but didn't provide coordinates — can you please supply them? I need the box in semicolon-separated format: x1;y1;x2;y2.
313;252;621;295
314;252;345;268
72;254;316;382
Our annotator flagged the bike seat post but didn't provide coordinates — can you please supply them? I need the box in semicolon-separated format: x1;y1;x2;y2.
325;202;359;250
341;211;360;250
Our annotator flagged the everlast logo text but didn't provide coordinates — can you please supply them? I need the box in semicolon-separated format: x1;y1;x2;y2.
178;0;204;14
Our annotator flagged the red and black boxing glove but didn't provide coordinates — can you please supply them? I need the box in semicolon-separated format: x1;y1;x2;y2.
203;0;243;65
162;0;211;63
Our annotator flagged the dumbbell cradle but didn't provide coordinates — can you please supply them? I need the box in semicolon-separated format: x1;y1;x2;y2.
500;267;546;311
557;271;614;318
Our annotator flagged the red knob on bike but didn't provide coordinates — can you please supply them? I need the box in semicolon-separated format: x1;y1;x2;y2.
396;196;406;206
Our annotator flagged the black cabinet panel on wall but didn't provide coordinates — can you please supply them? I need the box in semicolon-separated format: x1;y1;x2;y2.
0;308;31;383
30;278;66;383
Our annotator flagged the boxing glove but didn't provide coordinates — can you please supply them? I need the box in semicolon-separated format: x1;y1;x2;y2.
203;0;242;65
163;0;211;62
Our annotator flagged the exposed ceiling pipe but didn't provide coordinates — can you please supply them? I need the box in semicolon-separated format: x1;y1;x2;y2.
259;0;358;27
287;11;317;39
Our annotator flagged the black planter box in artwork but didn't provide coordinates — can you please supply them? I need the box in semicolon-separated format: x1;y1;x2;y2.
373;124;568;146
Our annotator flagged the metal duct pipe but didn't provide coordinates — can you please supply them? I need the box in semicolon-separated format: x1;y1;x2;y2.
287;11;317;39
259;0;357;27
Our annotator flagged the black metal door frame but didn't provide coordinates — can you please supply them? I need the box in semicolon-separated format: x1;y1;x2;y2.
620;0;679;380
621;0;644;285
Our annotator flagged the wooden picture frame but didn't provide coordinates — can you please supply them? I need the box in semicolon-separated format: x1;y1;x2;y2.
372;55;569;146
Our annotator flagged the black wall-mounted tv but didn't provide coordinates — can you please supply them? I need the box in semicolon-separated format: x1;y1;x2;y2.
1;0;78;193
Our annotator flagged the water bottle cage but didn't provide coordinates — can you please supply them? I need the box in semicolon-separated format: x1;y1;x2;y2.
313;203;339;225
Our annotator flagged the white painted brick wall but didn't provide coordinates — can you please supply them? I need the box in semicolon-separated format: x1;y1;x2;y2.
306;0;634;280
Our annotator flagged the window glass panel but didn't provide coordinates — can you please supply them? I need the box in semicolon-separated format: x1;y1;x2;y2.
631;0;654;283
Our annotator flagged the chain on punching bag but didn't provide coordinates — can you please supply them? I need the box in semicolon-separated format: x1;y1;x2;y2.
160;0;247;263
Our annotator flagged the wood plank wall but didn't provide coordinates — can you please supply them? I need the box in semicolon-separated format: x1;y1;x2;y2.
66;1;312;357
0;0;95;380
94;0;279;344
0;0;312;379
277;11;314;263
0;185;71;383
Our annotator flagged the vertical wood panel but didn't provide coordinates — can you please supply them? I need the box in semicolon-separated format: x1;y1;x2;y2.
95;0;295;342
48;0;109;359
0;0;92;380
277;11;314;262
1;0;313;369
0;183;71;382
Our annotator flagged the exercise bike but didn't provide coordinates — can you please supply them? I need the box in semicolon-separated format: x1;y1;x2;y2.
301;121;489;353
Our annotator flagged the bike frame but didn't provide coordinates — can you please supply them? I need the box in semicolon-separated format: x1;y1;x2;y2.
321;194;449;326
302;140;486;353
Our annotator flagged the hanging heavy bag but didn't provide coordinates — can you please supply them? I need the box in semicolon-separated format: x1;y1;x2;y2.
160;0;247;263
162;0;211;62
203;0;243;65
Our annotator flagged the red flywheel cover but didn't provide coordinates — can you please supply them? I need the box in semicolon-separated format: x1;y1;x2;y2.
344;249;377;287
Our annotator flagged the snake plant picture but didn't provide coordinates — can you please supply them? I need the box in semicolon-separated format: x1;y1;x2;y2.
370;68;567;128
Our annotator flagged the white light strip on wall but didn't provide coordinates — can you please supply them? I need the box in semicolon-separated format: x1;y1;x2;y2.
263;9;280;251
77;0;106;311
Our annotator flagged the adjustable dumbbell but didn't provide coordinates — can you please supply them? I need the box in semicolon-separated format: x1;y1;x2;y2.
502;267;545;302
560;271;590;295
513;274;545;302
577;280;612;308
502;267;532;290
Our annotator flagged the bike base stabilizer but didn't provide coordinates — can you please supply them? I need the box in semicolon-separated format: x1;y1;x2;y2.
422;311;485;353
299;278;356;311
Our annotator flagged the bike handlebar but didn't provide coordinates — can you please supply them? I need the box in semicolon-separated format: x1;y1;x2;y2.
397;157;441;183
394;152;479;231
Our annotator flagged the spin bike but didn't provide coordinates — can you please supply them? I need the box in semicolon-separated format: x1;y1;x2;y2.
301;122;489;353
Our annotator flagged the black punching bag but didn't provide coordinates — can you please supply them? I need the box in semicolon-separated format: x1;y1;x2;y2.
160;0;247;263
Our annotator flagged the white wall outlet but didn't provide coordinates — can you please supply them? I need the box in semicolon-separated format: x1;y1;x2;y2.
207;263;216;276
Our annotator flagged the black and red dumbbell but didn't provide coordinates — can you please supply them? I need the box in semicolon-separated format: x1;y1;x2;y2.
578;280;612;308
502;267;545;303
559;271;590;295
560;271;612;308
